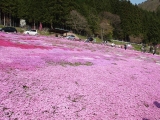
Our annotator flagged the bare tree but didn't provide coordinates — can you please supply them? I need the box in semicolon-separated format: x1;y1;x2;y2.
99;12;122;40
67;10;89;34
100;12;121;29
100;19;109;41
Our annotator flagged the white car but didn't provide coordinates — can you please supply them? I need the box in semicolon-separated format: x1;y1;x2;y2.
66;35;75;40
111;43;115;47
127;44;133;49
24;29;38;35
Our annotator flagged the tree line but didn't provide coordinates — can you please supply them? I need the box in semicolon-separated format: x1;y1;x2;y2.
0;0;160;44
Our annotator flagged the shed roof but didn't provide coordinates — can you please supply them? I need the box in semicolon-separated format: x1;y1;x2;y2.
49;28;69;34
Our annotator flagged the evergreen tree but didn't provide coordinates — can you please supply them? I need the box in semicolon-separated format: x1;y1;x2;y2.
0;0;160;44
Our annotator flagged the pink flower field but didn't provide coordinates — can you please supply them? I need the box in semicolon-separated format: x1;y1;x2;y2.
0;32;160;120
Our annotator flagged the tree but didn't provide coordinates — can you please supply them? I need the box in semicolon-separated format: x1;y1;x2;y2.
66;10;89;34
0;0;18;26
147;18;160;44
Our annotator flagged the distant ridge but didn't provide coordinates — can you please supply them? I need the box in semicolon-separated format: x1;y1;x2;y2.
138;0;160;11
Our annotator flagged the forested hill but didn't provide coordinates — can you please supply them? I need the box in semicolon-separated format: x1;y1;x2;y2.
0;0;160;44
138;0;160;11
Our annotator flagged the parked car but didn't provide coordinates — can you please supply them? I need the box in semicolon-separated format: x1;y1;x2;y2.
24;29;38;35
0;27;17;33
66;35;75;40
111;43;115;47
127;43;133;49
85;37;94;42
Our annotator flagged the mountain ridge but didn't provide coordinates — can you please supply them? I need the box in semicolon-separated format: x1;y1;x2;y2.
138;0;160;11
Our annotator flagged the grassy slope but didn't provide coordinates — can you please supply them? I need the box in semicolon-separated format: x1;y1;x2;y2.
138;0;160;11
0;25;157;53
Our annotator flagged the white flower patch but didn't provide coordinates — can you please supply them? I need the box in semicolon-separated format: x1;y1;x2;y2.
0;58;12;63
104;54;111;57
156;61;160;65
42;43;52;46
95;56;101;58
116;54;123;56
140;56;147;59
134;58;142;61
18;41;28;44
72;56;94;60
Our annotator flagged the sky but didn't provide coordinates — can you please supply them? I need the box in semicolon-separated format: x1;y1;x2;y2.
130;0;146;5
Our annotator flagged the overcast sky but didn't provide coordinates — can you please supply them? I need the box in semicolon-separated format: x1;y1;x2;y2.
130;0;146;5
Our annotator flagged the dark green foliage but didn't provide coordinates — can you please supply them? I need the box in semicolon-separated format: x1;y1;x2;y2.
0;0;160;44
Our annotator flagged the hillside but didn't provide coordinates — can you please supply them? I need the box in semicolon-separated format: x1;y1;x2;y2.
0;32;160;119
1;0;160;44
138;0;160;11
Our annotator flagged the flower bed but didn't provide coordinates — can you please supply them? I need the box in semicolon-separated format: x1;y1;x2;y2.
0;32;160;120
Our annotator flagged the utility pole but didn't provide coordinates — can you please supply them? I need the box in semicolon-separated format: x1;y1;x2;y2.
4;14;5;26
34;20;35;29
101;28;104;41
0;10;1;25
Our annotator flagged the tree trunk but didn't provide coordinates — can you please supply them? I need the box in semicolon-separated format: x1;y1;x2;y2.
10;14;11;26
34;20;35;29
12;17;14;27
50;20;53;29
4;14;5;26
101;28;104;41
0;10;1;24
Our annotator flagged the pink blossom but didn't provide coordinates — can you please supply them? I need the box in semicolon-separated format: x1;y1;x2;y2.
0;32;160;119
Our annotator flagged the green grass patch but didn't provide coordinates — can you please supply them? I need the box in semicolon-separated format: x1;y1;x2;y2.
60;61;93;67
132;44;141;51
94;37;103;43
0;25;4;28
112;40;125;45
112;40;142;51
1;25;147;53
38;30;50;36
76;34;87;41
